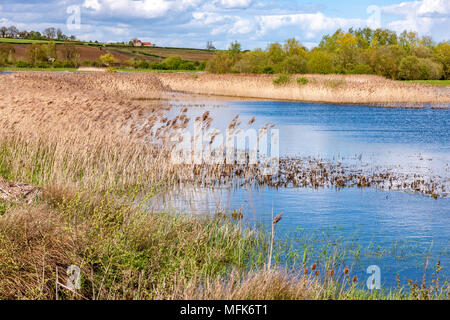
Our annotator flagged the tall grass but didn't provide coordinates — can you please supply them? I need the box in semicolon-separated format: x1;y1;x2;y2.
156;73;450;105
0;72;447;300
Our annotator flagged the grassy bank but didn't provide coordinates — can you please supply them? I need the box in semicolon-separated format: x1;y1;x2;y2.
0;67;200;73
156;73;450;106
0;72;447;299
403;80;450;86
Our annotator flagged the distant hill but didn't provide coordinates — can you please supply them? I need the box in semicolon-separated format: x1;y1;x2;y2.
0;38;216;64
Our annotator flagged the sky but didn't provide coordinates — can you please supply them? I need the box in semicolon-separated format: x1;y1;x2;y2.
0;0;449;49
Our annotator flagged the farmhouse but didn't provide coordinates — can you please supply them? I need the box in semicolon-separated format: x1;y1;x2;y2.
130;38;154;47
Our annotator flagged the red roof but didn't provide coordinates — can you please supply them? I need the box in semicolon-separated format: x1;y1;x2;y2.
142;42;151;46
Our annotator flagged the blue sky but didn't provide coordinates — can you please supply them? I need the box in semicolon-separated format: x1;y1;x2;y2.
0;0;449;49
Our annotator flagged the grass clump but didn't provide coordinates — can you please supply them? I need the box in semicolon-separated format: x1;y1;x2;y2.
273;73;291;86
0;187;266;299
296;77;308;85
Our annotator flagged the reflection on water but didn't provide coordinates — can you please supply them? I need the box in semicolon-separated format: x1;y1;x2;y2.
155;97;450;288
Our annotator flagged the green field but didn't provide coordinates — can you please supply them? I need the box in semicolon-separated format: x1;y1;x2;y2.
404;80;450;86
0;37;97;46
1;67;200;73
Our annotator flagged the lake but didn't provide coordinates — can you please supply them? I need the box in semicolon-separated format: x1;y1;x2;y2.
149;97;450;289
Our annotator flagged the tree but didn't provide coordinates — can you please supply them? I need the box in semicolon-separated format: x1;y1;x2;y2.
0;43;15;65
99;53;116;66
206;41;216;50
43;27;56;40
206;53;233;74
398;56;422;80
418;58;443;80
283;38;306;57
61;42;80;65
267;42;285;64
42;41;57;61
19;30;30;39
29;31;42;40
162;55;183;70
434;42;450;79
0;27;7;38
368;45;406;79
335;31;358;71
27;43;47;65
56;28;64;40
7;26;19;38
277;55;307;74
233;50;268;73
307;50;333;74
229;41;241;54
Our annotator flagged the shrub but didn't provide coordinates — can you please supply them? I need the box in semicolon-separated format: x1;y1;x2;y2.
106;67;117;73
197;61;207;71
0;43;15;65
150;62;166;70
162;56;183;70
399;56;422;80
277;55;307;74
307;51;333;74
99;53;116;66
63;60;75;68
81;60;92;67
136;60;150;69
418;58;443;80
262;66;274;74
35;61;50;68
52;60;64;68
273;73;291;86
206;53;233;74
179;62;196;70
350;64;373;74
15;60;30;68
296;77;308;85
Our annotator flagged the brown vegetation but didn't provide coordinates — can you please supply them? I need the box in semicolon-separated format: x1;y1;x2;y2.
0;72;447;300
156;73;450;105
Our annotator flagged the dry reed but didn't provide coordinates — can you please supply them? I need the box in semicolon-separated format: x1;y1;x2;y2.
156;73;450;105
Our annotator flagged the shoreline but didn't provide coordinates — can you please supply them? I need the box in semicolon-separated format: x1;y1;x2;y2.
156;73;450;106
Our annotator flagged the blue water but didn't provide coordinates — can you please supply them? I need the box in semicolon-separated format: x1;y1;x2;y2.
155;98;450;289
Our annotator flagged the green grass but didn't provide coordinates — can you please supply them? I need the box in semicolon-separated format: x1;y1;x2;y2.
404;80;450;86
116;68;199;73
1;66;200;73
3;67;78;72
273;73;292;86
0;37;97;46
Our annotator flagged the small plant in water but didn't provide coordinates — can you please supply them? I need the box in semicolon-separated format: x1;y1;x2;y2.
268;212;284;270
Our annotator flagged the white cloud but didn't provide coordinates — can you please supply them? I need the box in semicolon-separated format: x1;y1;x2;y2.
254;12;366;38
382;0;450;36
82;0;202;19
83;0;101;11
229;18;253;34
218;0;252;9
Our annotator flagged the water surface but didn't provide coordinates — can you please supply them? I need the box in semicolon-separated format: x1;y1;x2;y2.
152;98;450;288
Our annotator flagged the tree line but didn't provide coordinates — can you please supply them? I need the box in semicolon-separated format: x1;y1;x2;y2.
206;28;450;80
0;25;77;41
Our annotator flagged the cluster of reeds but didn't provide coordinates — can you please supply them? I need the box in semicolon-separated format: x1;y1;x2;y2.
156;73;450;105
0;71;447;300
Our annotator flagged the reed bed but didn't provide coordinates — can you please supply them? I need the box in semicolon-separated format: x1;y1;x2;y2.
156;73;450;106
0;72;447;300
